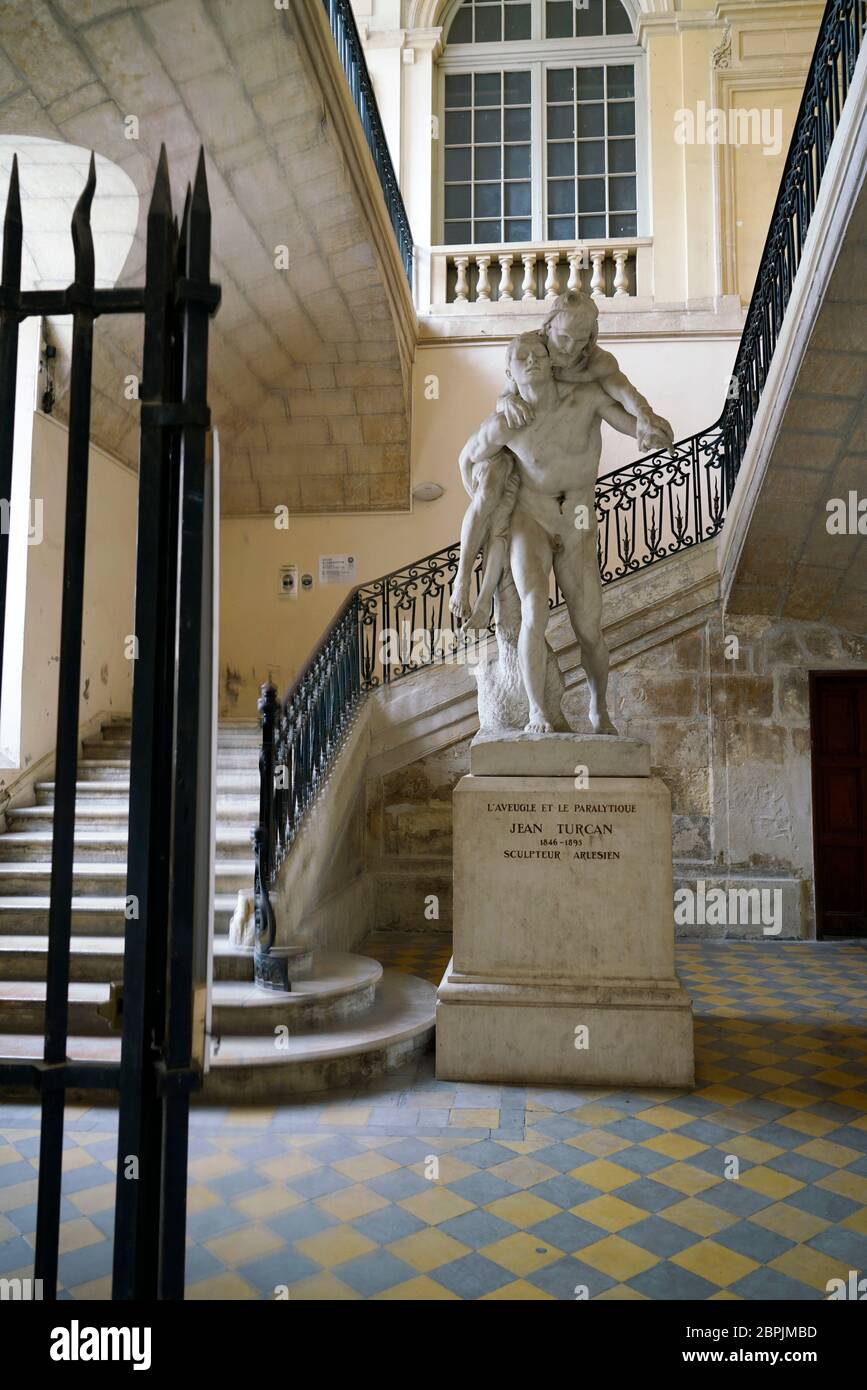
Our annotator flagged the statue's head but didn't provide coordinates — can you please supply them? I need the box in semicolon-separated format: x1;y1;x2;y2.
541;289;599;369
505;331;552;398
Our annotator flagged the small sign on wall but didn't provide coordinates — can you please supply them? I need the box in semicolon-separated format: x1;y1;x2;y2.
319;554;356;586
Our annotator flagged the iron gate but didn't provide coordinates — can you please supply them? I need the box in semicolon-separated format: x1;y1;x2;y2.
0;143;220;1300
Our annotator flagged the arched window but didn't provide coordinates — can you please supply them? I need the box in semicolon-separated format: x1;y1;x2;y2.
438;0;644;245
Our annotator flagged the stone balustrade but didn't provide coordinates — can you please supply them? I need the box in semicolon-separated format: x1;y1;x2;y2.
427;238;652;309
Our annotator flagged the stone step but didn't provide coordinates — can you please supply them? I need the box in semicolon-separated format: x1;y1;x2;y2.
81;738;259;762
0;893;239;935
0;827;254;862
210;953;382;1035
0;862;251;896
0;980;113;1034
12;797;259;829
207;971;436;1099
34;776;260;803
0;970;435;1099
0;934;253;983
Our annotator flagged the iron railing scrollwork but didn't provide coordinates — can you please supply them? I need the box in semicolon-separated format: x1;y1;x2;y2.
322;0;414;284
253;0;866;981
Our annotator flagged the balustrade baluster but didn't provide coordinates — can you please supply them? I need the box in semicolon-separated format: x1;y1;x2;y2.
453;256;469;302
613;250;629;297
544;251;559;299
590;251;606;300
498;253;514;301
476;254;492;302
521;252;537;300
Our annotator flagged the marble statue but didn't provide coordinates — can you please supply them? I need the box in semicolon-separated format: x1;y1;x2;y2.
450;289;673;735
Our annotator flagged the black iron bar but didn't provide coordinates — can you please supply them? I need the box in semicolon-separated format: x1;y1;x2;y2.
34;154;97;1298
0;155;22;706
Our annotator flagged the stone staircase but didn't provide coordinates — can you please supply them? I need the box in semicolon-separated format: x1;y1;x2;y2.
0;716;435;1099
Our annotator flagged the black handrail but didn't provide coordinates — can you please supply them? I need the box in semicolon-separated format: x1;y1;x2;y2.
252;0;866;985
322;0;414;283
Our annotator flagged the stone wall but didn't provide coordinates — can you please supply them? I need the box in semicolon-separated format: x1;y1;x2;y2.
364;610;867;940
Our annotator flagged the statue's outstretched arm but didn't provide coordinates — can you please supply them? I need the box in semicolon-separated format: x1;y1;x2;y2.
459;413;513;496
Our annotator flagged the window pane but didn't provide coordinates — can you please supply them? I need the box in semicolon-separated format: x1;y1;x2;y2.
610;213;637;237
475;219;501;241
475;146;501;179
606;0;634;35
547;68;574;102
608;138;635;173
445;184;472;218
475;3;501;41
504;106;531;140
578;214;605;237
548;179;575;213
549;215;576;238
505;182;531;215
576;67;604;101
548;105;574;139
445;74;471;107
505;3;531;40
578;178;605;212
448;6;472;42
576;2;603;36
547;142;575;176
445;109;471;143
607;66;635;100
505;143;531;178
576;140;604;174
504;70;531;104
546;2;573;38
506;218;532;241
444;220;471;244
475;183;502;217
608;175;636;211
475;71;501;105
608;103;635;136
577;104;604;138
445;147;472;180
475;108;501;142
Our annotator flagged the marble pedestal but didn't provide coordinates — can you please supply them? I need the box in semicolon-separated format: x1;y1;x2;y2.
436;733;695;1088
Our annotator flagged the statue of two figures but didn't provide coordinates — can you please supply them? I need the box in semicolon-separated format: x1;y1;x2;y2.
449;289;674;736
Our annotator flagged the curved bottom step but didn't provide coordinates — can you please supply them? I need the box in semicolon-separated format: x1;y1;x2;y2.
205;970;436;1099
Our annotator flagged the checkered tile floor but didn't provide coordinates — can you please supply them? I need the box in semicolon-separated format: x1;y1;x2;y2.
1;940;866;1300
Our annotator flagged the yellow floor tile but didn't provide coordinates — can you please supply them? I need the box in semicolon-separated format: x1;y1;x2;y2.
68;1275;112;1301
56;1217;105;1255
841;1207;867;1235
386;1228;470;1273
69;1181;116;1216
295;1224;377;1268
595;1283;650;1300
642;1133;708;1160
722;1136;785;1164
481;1231;563;1276
776;1111;838;1138
0;1179;40;1212
662;1198;738;1237
397;1188;475;1225
485;1192;561;1228
671;1239;758;1288
817;1170;867;1204
256;1151;321;1182
764;1087;821;1109
186;1183;222;1214
408;1154;479;1183
315;1183;390;1222
749;1202;830;1242
481;1278;556;1300
565;1129;632;1157
375;1276;461;1300
694;1085;752;1106
793;1138;861;1168
769;1244;851;1292
564;1105;624;1126
187;1153;244;1181
204;1223;284;1267
489;1155;559;1188
739;1167;804;1199
635;1105;693;1130
579;1235;659;1281
232;1184;303;1221
830;1089;867;1112
284;1271;361;1300
331;1152;401;1182
319;1106;372;1127
651;1162;722;1197
572;1195;647;1233
569;1159;634;1192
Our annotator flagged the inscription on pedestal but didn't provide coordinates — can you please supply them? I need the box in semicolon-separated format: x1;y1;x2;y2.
492;796;637;862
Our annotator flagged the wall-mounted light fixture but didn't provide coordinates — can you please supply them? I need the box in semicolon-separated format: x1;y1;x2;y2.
412;482;444;503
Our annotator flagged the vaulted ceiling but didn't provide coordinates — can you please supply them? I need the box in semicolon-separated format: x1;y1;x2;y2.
0;0;414;514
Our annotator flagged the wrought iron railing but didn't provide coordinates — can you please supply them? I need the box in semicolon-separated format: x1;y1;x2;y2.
252;0;866;986
322;0;414;284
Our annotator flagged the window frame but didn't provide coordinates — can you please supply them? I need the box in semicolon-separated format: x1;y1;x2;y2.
435;0;648;248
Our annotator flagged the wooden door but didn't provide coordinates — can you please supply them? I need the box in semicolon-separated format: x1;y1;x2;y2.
811;673;867;938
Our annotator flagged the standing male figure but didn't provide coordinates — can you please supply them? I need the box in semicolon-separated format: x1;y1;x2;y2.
457;330;656;733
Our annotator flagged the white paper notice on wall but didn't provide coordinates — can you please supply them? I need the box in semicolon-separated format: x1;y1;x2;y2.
319;554;356;586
